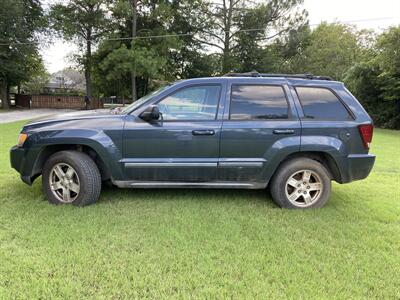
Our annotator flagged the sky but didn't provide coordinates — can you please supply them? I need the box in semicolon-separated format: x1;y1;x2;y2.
41;0;400;73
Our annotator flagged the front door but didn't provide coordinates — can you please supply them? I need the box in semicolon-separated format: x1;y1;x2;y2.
122;83;225;182
219;80;301;183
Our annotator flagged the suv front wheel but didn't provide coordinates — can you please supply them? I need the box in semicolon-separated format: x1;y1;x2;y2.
42;150;101;206
270;158;332;209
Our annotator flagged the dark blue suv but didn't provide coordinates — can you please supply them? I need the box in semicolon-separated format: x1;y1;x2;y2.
10;73;375;208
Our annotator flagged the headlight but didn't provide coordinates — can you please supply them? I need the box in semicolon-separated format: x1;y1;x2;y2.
17;133;28;147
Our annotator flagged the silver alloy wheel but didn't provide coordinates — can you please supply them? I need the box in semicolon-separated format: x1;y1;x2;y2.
49;163;80;203
285;169;323;208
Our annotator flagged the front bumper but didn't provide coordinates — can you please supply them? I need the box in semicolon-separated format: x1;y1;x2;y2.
340;154;376;183
10;145;24;173
10;145;33;185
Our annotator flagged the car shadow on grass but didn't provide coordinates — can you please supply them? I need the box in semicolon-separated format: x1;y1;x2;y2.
5;176;277;208
100;184;276;207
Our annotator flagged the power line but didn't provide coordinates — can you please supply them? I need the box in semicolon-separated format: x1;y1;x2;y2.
0;16;398;46
331;16;398;24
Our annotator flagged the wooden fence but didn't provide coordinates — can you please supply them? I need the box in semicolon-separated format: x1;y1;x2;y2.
31;95;103;109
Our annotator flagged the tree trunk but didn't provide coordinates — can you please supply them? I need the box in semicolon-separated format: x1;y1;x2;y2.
0;81;10;110
85;28;93;100
144;77;149;95
131;0;138;101
222;0;233;73
131;73;137;101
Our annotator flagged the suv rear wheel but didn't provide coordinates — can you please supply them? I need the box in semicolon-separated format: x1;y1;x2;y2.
42;150;101;206
270;158;331;209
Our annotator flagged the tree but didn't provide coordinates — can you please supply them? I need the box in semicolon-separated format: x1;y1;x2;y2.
375;26;400;103
196;0;307;73
167;0;219;79
98;43;167;88
21;58;49;94
0;0;45;109
290;23;361;80
50;0;110;100
171;50;220;79
345;26;400;129
92;0;181;100
255;24;311;73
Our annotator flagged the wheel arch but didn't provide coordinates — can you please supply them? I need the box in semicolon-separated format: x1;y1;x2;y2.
264;150;342;188
31;143;115;183
278;151;342;182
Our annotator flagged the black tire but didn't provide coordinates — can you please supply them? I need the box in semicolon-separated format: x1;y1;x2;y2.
270;158;331;209
42;150;101;206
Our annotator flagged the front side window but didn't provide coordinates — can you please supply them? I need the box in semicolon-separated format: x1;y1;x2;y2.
157;85;221;120
296;87;353;120
121;84;174;114
230;85;289;120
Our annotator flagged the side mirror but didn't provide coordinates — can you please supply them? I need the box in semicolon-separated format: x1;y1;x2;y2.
139;105;160;122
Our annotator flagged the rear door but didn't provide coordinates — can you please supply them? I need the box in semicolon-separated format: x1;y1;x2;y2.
218;78;301;183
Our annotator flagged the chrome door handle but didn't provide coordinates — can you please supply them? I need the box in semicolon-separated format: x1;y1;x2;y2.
192;130;215;136
273;129;295;135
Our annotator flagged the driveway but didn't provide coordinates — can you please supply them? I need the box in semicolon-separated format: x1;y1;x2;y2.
0;108;76;124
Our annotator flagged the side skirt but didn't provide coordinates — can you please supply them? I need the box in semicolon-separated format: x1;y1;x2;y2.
112;180;266;189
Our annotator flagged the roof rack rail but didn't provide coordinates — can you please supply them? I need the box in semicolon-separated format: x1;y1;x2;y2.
223;71;333;81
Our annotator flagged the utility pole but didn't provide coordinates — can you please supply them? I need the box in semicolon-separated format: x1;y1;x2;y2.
130;0;138;101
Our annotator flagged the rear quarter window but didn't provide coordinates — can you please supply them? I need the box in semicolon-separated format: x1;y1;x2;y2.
295;87;353;120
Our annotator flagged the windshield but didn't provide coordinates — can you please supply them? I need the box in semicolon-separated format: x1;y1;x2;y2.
119;84;173;114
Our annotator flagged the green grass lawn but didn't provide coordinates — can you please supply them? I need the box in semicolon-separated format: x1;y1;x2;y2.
0;121;399;299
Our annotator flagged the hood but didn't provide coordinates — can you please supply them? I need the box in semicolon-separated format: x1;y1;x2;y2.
26;109;114;125
23;109;124;131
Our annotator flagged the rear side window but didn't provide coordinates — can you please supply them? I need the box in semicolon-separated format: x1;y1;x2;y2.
230;85;288;120
296;87;352;120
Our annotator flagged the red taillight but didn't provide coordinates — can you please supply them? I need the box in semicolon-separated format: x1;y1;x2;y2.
358;124;373;149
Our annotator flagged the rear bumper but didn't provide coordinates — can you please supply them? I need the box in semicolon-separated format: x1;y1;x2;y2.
10;145;33;185
339;154;375;183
